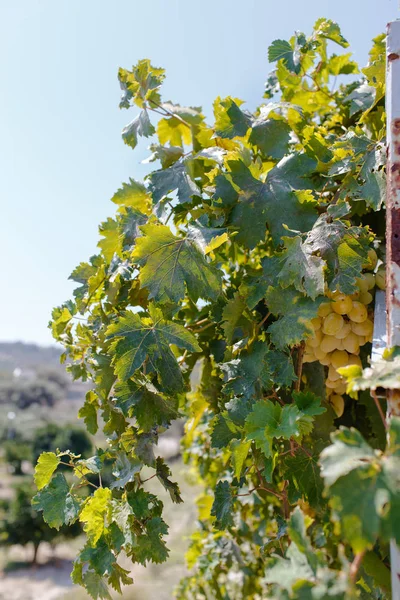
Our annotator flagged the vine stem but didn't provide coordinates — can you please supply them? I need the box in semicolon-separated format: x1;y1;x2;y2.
149;100;192;129
295;341;305;392
349;551;366;583
256;312;271;333
371;390;388;430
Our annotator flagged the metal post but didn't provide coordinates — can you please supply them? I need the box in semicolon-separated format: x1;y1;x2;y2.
386;20;400;599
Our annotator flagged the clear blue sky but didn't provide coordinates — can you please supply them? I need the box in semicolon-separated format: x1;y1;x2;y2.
0;0;396;346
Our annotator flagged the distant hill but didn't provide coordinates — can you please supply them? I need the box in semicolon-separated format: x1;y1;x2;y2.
0;342;62;373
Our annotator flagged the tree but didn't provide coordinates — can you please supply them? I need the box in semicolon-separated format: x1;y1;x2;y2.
3;438;32;475
32;423;92;465
0;379;63;409
33;20;396;599
0;482;81;564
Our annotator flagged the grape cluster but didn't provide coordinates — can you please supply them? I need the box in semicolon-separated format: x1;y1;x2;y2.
303;250;384;417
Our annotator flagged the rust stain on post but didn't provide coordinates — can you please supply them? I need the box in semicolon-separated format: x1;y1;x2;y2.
386;25;400;418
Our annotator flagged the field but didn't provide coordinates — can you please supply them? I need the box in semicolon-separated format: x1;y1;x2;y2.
0;342;200;600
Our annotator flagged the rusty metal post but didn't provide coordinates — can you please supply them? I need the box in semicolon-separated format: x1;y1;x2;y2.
386;20;400;598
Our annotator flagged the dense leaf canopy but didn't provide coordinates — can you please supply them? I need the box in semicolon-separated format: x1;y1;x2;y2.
36;20;396;600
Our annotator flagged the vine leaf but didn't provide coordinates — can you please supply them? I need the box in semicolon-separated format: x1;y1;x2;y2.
34;452;60;490
231;439;251;479
80;488;112;545
268;39;301;74
132;223;222;304
306;215;369;294
107;305;200;392
122;110;155;150
228;156;317;248
222;341;271;399
111;178;151;212
32;473;80;530
149;160;200;204
82;571;112;600
211;481;234;530
320;423;400;551
214;97;253;139
249;117;291;159
245;400;301;457
156;457;183;503
277;236;325;300
221;293;247;344
266;287;322;349
114;378;178;431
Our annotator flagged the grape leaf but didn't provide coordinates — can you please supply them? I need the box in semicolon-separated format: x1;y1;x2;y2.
82;571;112;600
80;488;112;545
32;473;80;530
268;39;301;74
214;97;253;139
34;452;60;490
80;537;115;576
107;305;200;391
221;292;247;344
249;118;291;159
306;215;369;294
320;424;400;551
231;439;251;479
156;457;183;503
122;110;155;150
132;223;222;304
113;378;178;431
228;156;317;248
276;236;325;300
111;178;151;212
149;160;200;205
339;355;400;393
211;481;234;530
245;400;301;457
266;287;322;349
222;341;271;399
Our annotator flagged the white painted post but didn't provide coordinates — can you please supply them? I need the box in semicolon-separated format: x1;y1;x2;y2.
386;20;400;600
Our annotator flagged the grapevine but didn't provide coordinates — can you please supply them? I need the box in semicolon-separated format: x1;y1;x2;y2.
32;18;400;600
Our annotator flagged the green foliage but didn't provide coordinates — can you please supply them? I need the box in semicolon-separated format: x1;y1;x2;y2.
36;18;392;599
32;422;92;464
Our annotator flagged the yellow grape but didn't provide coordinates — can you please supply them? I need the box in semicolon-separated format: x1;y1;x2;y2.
314;346;327;361
311;317;322;331
351;319;373;337
320;335;339;354
330;349;349;369
318;302;333;318
359;291;373;305
347;354;362;367
335;321;352;339
303;351;316;363
309;329;323;348
320;353;332;366
358;336;367;346
342;332;360;354
376;267;385;290
330;394;345;417
322;313;344;336
328;365;341;382
333;381;347;395
326;378;338;389
364;273;375;290
363;248;378;270
336;338;344;350
331;294;353;315
348;301;367;323
356;276;369;294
